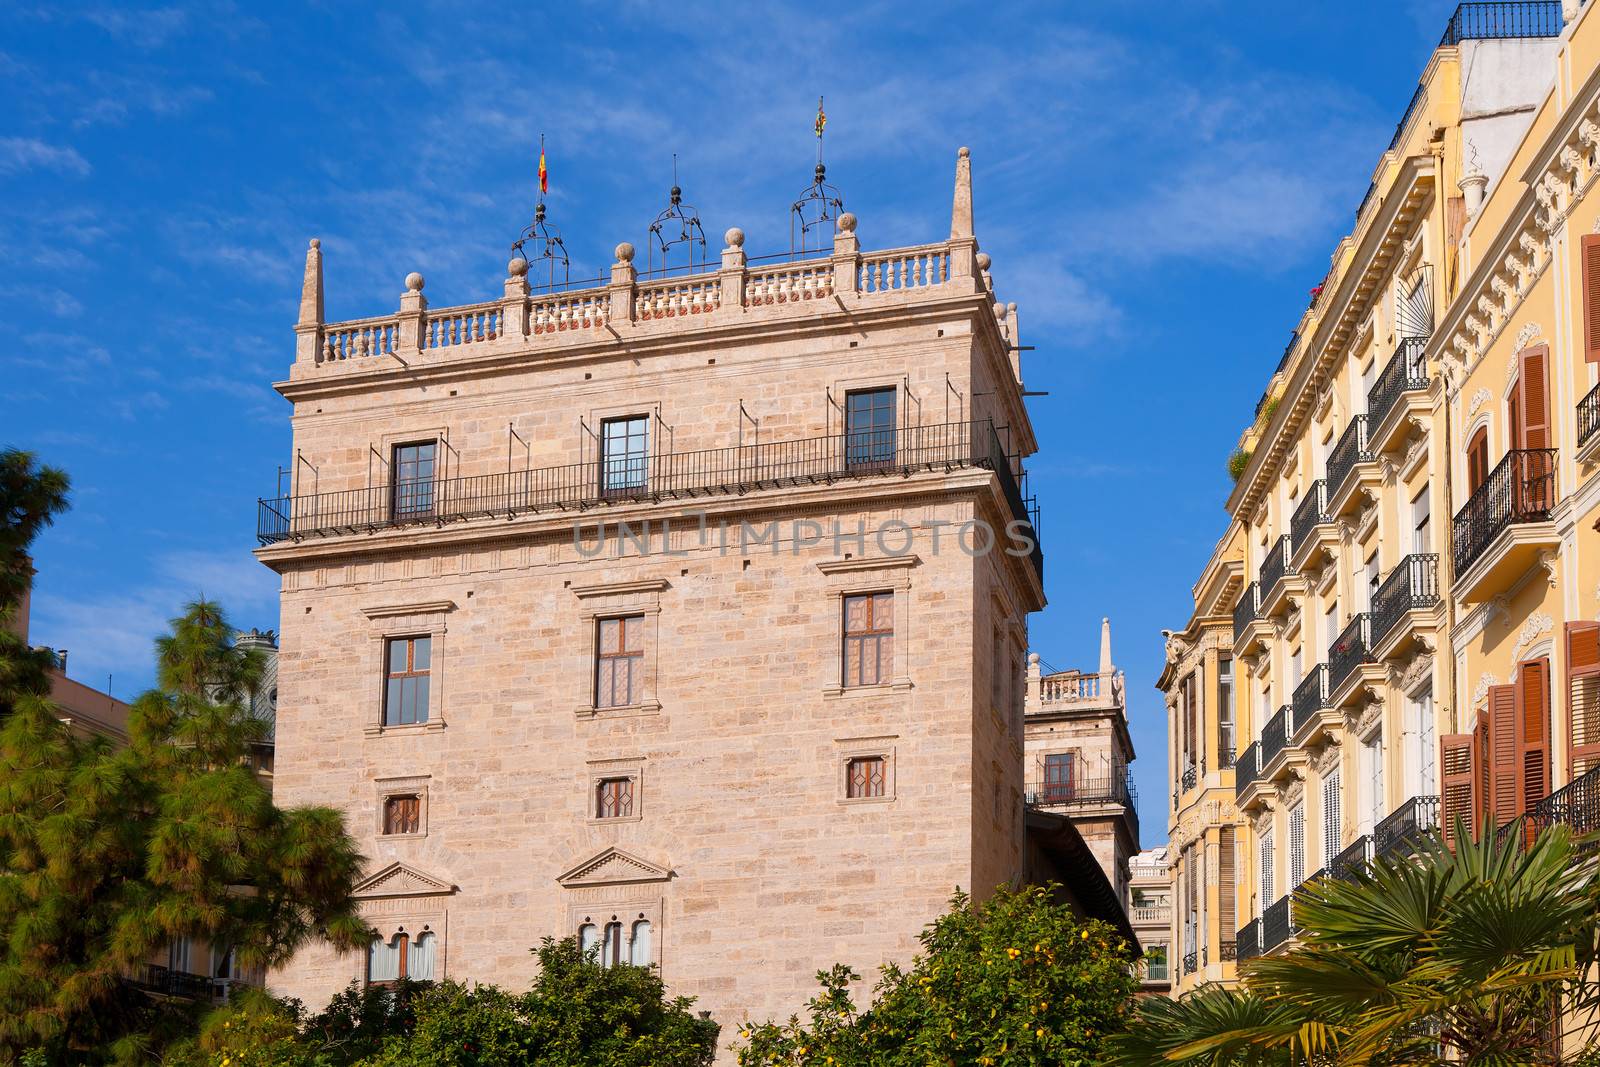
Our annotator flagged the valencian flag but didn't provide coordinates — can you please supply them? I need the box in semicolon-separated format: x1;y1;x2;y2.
815;96;826;138
538;142;548;195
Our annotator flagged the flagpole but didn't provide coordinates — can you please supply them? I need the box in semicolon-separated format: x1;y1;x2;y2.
537;132;545;208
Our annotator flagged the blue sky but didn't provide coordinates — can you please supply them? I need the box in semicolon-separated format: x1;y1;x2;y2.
3;0;1462;839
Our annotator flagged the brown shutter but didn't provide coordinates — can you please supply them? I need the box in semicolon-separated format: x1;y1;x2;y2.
1515;658;1551;815
1518;346;1550;450
1467;429;1488;493
1440;733;1477;845
1568;622;1600;777
1487;685;1520;828
1583;234;1600;363
1218;826;1236;941
1475;711;1492;836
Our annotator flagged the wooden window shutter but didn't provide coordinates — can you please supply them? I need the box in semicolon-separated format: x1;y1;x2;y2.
1583;234;1600;363
1515;658;1552;816
1219;826;1236;939
1518;346;1550;451
1440;733;1476;845
1486;685;1520;828
1567;622;1600;777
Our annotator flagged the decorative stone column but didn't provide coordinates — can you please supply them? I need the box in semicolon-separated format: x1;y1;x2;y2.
832;212;859;294
719;228;746;311
295;238;324;364
397;272;427;353
609;243;636;324
502;256;529;343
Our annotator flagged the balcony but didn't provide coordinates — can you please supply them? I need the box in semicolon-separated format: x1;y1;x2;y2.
1578;382;1600;463
1219;939;1237;962
1131;905;1172;924
1370;554;1441;658
1182;950;1198;976
1234;742;1260;801
259;419;1042;582
1290;480;1336;571
1519;764;1600;848
1232;582;1270;657
1326;416;1376;517
1366;338;1430;454
1439;1;1566;46
1374;795;1440;858
1026;769;1139;842
1257;535;1300;618
1451;449;1558;602
1181;764;1197;793
1260;704;1292;774
1328;613;1375;704
126;965;231;1002
1261;895;1296;952
1291;664;1337;747
1330;834;1373;881
1236;918;1261;962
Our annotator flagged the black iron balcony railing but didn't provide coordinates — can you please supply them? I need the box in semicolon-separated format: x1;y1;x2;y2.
1261;704;1292;769
1331;834;1374;881
1026;769;1136;811
1220;743;1236;769
1367;338;1430;433
1520;764;1600;845
129;965;223;1001
1451;449;1557;577
1375;795;1440;858
1219;940;1237;962
1182;950;1198;976
1371;554;1440;649
1292;664;1332;729
1234;742;1260;798
1580;381;1600;449
1326;416;1371;500
1181;764;1197;792
1262;895;1294;951
1329;613;1373;694
1440;2;1565;46
1236;918;1261;962
1291;480;1330;551
1232;582;1262;642
259;419;1042;576
1259;535;1294;597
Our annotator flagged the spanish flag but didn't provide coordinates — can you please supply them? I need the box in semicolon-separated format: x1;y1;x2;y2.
815;96;826;138
538;144;548;195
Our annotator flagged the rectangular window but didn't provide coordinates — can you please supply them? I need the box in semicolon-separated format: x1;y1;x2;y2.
842;592;893;687
383;636;431;726
1321;770;1341;867
1411;485;1431;555
844;387;896;468
1362;732;1384;835
1259;829;1275;910
600;415;649;495
383;794;420;835
1180;672;1197;773
1043;751;1075;802
391;442;437;519
846;756;886;799
596;777;635;818
1145;944;1168;981
1218;655;1235;764
1288;802;1306;887
595;615;645;708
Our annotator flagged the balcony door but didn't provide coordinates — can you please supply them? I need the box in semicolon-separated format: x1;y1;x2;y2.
1510;347;1552;513
844;387;896;469
600;415;650;496
391;441;437;520
1043;751;1075;803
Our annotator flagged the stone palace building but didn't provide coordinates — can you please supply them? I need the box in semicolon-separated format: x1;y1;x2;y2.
254;149;1063;1038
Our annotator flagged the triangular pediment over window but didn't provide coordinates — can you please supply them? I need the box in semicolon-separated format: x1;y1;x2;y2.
557;847;672;888
353;861;457;900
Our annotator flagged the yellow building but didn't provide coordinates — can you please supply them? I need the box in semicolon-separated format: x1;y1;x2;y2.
1163;0;1600;980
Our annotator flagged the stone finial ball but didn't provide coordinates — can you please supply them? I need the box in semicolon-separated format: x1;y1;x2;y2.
1028;652;1040;665
724;227;745;248
975;252;991;271
309;237;320;250
958;146;970;158
993;301;1006;319
508;256;529;277
615;242;635;264
838;212;857;233
405;272;425;292
1008;301;1017;313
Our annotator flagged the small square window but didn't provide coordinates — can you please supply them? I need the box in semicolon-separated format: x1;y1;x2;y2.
384;636;431;726
596;615;645;708
842;592;893;688
595;777;635;819
846;756;886;799
382;794;420;835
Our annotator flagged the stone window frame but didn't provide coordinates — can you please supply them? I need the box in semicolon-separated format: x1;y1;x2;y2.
817;555;917;698
567;898;664;968
361;600;456;737
572;579;668;720
835;734;898;806
374;774;430;839
360;918;444;986
586;756;645;824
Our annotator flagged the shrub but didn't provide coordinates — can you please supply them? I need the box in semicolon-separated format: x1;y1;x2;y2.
1227;448;1253;482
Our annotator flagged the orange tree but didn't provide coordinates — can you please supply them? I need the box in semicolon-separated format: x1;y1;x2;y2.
736;883;1138;1067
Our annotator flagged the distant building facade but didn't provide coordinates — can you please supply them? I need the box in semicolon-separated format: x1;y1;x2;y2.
1128;847;1172;996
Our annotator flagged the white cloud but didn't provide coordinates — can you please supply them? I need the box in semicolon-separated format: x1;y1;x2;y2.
0;137;89;177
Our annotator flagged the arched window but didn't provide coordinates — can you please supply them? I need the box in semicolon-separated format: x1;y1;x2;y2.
410;931;436;981
602;921;624;967
368;933;405;984
579;923;599;961
629;919;652;966
1467;427;1489;493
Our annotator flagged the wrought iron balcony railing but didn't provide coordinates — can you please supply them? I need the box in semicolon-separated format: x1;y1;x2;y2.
1327;416;1371;500
1291;480;1330;552
128;965;226;1001
1329;613;1373;694
1451;449;1557;577
1259;535;1294;598
1236;918;1261;962
1580;381;1600;449
1182;950;1198;976
1330;834;1374;881
1234;742;1260;799
1366;337;1430;433
1292;664;1332;730
1262;895;1295;951
1519;764;1600;846
1375;795;1440;858
1232;582;1262;643
1220;743;1236;769
1219;940;1237;962
1181;764;1197;792
1260;704;1292;769
1439;1;1565;46
1371;554;1440;650
1026;771;1139;840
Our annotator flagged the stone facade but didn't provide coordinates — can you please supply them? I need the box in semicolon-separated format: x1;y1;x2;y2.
257;149;1047;1050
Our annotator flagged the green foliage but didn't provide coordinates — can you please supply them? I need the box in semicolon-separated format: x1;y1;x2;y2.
1106;823;1600;1067
737;883;1138;1067
1227;448;1253;483
0;450;69;723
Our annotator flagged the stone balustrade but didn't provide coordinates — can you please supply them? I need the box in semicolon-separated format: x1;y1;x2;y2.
1037;669;1120;706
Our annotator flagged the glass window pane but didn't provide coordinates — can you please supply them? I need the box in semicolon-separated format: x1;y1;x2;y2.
413;677;429;723
630;920;652;966
599;619;620;654
389;640;408;673
579;924;598;960
409;932;436;980
844;595;868;633
385;680;402;725
411;636;430;671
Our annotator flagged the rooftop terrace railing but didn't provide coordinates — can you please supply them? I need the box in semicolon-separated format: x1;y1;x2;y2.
1439;1;1565;45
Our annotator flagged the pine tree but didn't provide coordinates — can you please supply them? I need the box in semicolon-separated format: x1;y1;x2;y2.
0;451;371;1063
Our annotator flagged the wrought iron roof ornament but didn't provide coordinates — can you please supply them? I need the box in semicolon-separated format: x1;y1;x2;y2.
792;96;843;256
646;154;707;276
510;134;571;291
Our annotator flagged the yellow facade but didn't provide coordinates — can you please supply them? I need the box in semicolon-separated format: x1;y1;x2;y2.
1162;1;1600;995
